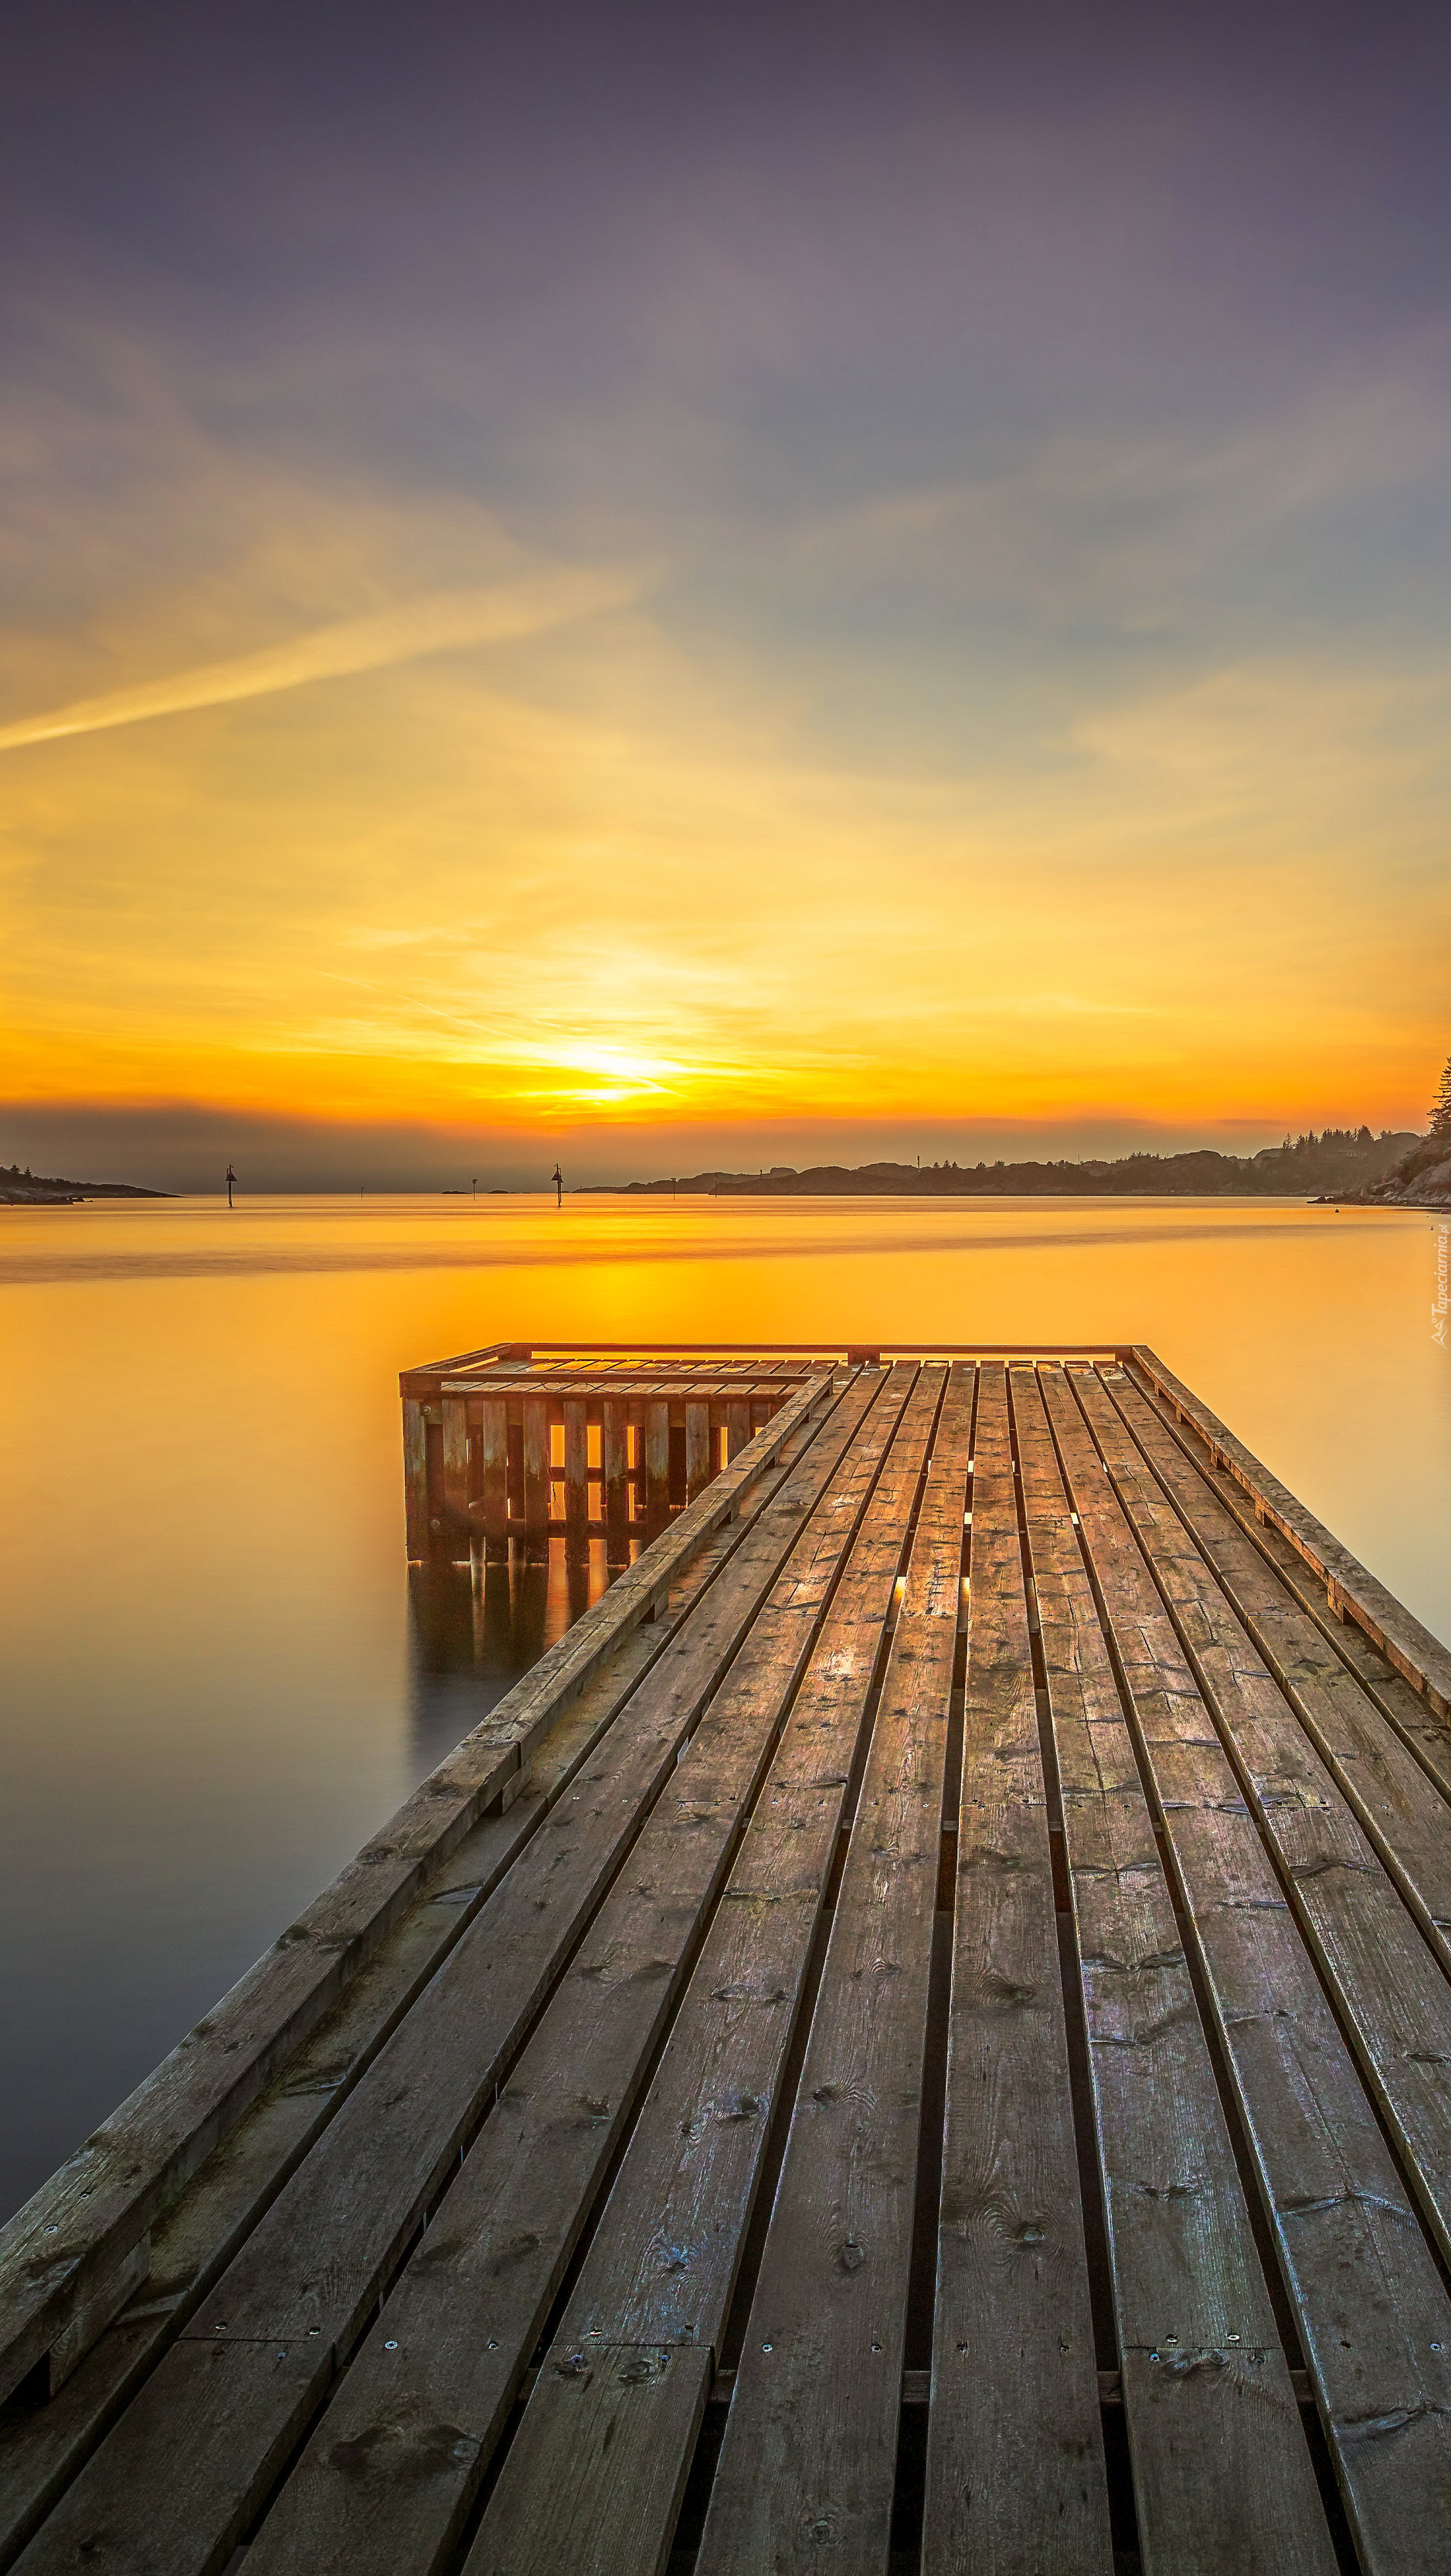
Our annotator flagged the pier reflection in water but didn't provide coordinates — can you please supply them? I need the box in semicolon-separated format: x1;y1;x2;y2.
406;1540;617;1774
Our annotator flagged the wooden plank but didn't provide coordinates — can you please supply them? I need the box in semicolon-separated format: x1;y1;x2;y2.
473;1368;946;2576
1127;1346;1451;1721
441;1393;471;1549
402;1397;431;1559
522;1397;550;1559
240;1373;909;2576
1099;1374;1451;1977
1126;1373;1451;1810
602;1400;630;1561
562;1397;589;1546
645;1398;671;1530
694;1364;972;2576
685;1398;712;1501
11;1381;875;2576
726;1398;750;1461
479;1397;509;1561
1055;1369;1451;2575
926;1365;1113;2572
0;1372;838;2414
467;2345;711;2576
0;1468;813;2571
1065;1369;1451;2273
1015;1369;1334;2576
454;1375;803;1403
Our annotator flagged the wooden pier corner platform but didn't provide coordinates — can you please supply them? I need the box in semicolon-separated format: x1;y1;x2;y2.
5;1342;1451;2574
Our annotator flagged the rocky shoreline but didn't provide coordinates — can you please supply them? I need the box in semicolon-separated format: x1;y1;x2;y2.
1327;1135;1451;1210
0;1163;168;1206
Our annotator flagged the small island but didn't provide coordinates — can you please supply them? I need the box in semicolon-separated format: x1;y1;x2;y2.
0;1163;170;1207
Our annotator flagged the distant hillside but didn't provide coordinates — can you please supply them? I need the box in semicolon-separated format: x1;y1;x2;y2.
0;1163;170;1206
582;1128;1420;1201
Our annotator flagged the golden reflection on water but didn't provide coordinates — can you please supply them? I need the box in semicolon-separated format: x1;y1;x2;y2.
0;1190;1447;2218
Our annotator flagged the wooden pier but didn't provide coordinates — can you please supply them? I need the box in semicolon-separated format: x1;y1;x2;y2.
4;1341;1451;2574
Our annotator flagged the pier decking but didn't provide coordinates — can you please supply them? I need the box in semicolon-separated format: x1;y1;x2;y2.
4;1343;1451;2573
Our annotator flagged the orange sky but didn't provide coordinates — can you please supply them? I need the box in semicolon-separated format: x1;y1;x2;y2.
4;545;1446;1162
4;8;1449;1182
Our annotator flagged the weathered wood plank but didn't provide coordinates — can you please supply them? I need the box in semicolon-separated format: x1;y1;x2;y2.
239;1373;909;2576
686;1398;712;1501
1126;1346;1451;1722
478;1397;509;1560
1058;1368;1451;2576
1016;1369;1334;2576
1125;1371;1451;1811
562;1397;589;1545
472;1368;946;2576
926;1365;1113;2573
694;1364;972;2576
602;1401;630;1561
442;1393;471;1543
522;1396;550;1553
0;1373;838;2412
645;1397;671;1529
402;1396;431;1559
1103;1374;1451;1976
11;1382;872;2576
469;2344;712;2576
1071;1371;1451;2274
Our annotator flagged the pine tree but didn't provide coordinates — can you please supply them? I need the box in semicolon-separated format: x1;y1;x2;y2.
1432;1055;1451;1139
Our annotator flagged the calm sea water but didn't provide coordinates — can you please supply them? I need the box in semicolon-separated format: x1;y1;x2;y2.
2;1190;1448;2221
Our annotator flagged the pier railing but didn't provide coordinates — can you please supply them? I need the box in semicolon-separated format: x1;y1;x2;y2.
397;1337;1135;1563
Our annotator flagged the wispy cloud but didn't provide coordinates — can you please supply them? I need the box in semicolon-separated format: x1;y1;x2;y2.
0;563;649;754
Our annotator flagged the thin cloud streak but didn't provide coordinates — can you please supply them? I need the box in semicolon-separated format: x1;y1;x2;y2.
0;564;648;753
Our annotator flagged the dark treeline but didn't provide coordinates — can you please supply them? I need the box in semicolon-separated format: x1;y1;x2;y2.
585;1127;1420;1200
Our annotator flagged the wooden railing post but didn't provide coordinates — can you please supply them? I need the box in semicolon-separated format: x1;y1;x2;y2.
442;1396;471;1560
603;1402;630;1561
522;1399;551;1562
563;1398;589;1554
402;1399;430;1560
685;1398;712;1501
480;1399;509;1562
644;1398;671;1532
